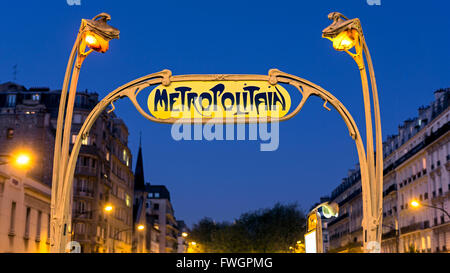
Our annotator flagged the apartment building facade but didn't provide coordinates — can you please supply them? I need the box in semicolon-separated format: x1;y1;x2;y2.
0;82;135;253
0;164;51;252
148;185;179;253
320;88;449;253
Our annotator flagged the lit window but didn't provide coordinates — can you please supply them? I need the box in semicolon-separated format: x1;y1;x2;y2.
6;128;14;139
32;94;40;101
82;136;89;145
7;95;16;107
125;194;131;207
122;150;127;162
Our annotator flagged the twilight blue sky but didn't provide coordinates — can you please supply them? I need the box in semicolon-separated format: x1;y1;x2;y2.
1;1;449;226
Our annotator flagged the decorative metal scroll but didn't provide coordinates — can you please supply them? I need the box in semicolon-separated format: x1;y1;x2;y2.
60;69;368;223
55;68;374;254
100;69;360;142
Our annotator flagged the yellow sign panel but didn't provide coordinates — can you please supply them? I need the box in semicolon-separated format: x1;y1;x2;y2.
147;81;291;120
307;213;318;232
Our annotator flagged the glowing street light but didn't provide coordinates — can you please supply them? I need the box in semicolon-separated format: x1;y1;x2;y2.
15;154;31;166
104;204;114;213
0;151;33;168
112;224;145;253
329;29;359;51
410;200;420;208
323;12;383;253
410;200;450;218
80;14;119;54
182;232;188;238
51;12;119;253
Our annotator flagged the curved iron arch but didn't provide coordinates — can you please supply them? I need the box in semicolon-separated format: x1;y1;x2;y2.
57;69;375;252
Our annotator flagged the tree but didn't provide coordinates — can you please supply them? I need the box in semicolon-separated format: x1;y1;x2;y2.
188;203;306;253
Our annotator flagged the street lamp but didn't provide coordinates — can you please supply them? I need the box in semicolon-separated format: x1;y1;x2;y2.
323;12;383;253
104;204;114;213
50;13;119;253
410;200;450;219
0;152;32;168
71;204;114;244
112;225;145;253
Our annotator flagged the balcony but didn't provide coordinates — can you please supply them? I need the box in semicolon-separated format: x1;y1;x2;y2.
400;221;428;234
74;188;95;198
383;184;397;197
337;188;362;207
73;210;93;219
101;176;112;188
327;212;349;227
75;166;97;177
383;122;449;177
382;229;398;240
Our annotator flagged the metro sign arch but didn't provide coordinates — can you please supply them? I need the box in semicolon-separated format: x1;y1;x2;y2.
51;13;383;253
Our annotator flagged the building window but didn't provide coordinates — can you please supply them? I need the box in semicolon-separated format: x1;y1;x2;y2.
154;203;159;210
7;94;16;107
32;93;40;101
122;150;127;162
24;207;31;239
36;210;42;241
73;114;82;124
154;193;160;198
82;136;89;145
125;194;131;207
9;202;16;235
77;223;86;233
6;128;14;139
83;156;89;167
47;214;51;244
